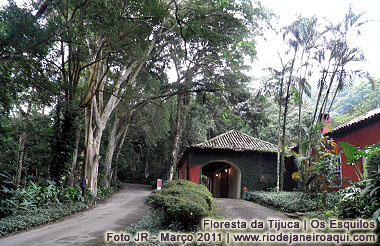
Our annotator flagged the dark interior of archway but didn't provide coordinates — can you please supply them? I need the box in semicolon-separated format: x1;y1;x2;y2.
202;162;231;198
202;162;230;173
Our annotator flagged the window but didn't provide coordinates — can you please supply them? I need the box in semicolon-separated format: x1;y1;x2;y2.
330;155;342;188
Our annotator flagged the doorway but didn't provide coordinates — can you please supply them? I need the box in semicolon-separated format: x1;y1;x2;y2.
202;161;241;199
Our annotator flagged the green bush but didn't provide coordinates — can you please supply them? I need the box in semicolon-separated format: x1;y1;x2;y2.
146;180;216;230
367;151;380;176
125;211;164;234
335;174;380;221
246;191;339;213
97;187;115;200
0;183;117;237
0;202;87;237
0;181;86;217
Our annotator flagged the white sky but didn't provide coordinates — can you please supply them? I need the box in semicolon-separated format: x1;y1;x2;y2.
252;0;380;82
1;0;379;84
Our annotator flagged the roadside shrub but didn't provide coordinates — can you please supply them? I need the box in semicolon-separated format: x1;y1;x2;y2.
335;174;380;221
125;211;164;234
0;184;117;237
61;186;83;202
0;181;87;217
97;187;115;200
0;202;87;237
146;180;216;230
367;151;380;176
246;191;339;213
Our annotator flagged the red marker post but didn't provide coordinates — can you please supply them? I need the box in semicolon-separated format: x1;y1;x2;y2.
157;179;162;190
242;186;248;200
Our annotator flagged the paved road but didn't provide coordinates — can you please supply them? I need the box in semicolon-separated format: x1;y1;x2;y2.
214;199;321;246
214;198;289;221
0;183;151;246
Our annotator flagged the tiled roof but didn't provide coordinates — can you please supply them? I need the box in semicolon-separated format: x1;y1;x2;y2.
330;107;380;135
191;130;277;153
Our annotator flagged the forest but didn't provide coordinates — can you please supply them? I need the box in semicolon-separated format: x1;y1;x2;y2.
0;0;379;227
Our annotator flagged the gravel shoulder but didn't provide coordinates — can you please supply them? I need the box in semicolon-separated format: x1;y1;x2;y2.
0;183;151;246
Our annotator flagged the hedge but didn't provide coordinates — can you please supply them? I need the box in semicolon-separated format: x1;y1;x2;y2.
245;191;339;213
0;202;87;237
0;186;116;237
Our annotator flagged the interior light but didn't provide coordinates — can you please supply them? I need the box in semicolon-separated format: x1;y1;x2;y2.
225;169;228;173
215;173;219;177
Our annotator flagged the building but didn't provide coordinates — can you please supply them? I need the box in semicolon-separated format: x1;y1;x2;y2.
177;130;297;198
327;108;380;188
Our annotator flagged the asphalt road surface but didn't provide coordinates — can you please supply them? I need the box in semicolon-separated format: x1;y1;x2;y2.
0;183;151;246
214;199;322;246
214;198;289;221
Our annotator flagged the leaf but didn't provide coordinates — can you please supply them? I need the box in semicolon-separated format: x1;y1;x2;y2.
290;85;301;105
360;183;375;197
369;186;380;198
372;208;380;222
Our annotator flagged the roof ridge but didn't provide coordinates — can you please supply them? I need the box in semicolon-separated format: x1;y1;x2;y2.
192;130;277;153
235;130;276;147
195;130;234;146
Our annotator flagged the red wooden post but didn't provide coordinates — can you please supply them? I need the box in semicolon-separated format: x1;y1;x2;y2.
157;179;162;190
242;186;248;200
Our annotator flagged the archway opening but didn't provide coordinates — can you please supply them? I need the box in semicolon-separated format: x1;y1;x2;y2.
202;161;241;199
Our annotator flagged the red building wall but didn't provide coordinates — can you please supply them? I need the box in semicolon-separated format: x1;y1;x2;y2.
178;159;201;184
179;161;187;179
189;165;201;184
333;121;380;188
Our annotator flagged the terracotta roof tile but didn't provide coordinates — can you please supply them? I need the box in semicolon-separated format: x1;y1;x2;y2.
330;107;380;134
191;130;277;153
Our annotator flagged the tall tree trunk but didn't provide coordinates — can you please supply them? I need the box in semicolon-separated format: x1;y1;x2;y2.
103;118;119;188
168;95;187;181
327;69;344;114
15;132;27;189
279;50;297;191
105;109;136;186
145;148;149;178
68;124;81;187
276;68;285;193
297;50;305;149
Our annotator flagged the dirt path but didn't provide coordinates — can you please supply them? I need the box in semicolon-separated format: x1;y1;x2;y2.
214;198;289;221
0;183;151;246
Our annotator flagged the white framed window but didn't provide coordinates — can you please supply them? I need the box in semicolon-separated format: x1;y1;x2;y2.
330;155;342;188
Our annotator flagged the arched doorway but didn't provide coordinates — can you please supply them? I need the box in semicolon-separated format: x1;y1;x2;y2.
202;161;241;199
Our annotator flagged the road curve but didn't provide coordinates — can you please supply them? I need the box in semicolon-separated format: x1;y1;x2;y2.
0;183;151;246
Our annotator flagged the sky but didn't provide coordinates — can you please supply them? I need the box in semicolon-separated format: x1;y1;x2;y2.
252;0;380;82
1;0;379;84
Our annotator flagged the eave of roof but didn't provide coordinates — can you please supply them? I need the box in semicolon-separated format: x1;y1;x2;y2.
328;107;380;136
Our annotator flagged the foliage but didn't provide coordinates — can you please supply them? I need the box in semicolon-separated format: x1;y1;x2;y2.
124;211;164;235
145;180;217;231
292;134;341;192
340;142;380;180
331;143;380;222
0;202;87;237
97;187;115;200
0;183;116;237
245;191;339;213
334;180;379;220
333;79;380;125
0;181;101;218
367;150;380;176
106;212;172;246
